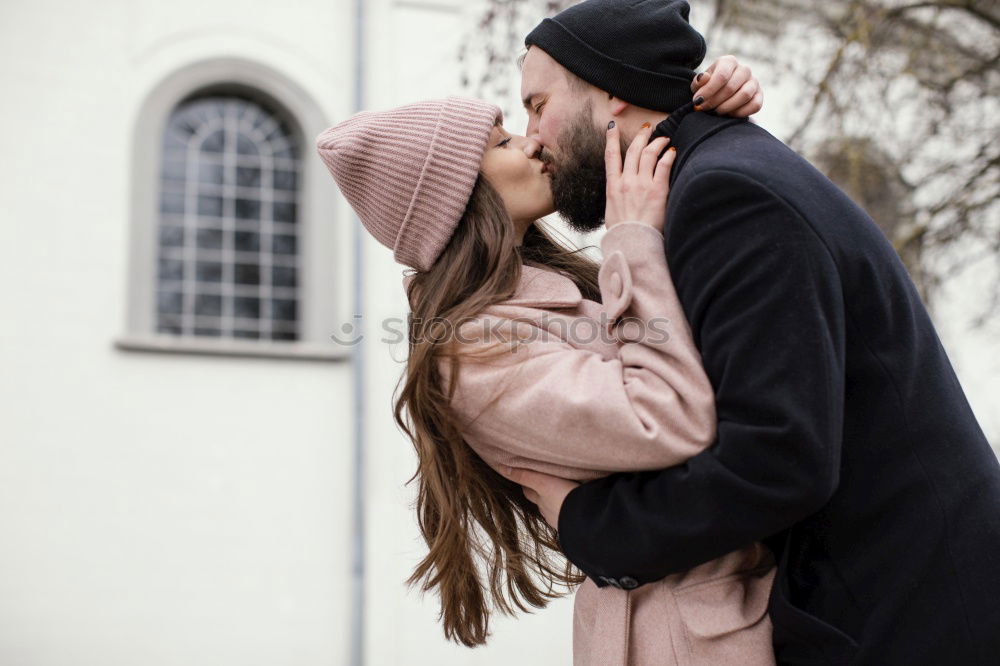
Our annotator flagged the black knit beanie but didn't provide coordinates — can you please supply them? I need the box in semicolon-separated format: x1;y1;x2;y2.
524;0;707;113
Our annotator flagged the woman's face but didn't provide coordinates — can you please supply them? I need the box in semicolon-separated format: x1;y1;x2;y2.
479;124;554;233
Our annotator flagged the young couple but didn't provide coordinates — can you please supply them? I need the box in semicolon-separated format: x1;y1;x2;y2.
317;1;1000;664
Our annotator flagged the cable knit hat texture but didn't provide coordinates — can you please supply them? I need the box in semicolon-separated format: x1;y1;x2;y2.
315;96;503;272
525;0;706;112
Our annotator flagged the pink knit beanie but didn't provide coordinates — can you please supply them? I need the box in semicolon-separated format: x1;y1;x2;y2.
315;97;503;272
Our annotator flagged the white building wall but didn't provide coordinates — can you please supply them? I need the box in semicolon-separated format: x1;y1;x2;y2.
0;0;356;664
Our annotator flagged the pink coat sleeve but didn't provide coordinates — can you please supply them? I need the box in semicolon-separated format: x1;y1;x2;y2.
442;222;717;481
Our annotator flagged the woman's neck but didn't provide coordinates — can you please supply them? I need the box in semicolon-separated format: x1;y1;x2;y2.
513;218;533;246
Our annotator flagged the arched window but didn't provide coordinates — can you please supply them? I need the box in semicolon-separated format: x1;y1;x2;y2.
118;60;347;361
157;94;301;341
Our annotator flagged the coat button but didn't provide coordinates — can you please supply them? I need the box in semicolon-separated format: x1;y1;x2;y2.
618;576;639;590
600;575;623;589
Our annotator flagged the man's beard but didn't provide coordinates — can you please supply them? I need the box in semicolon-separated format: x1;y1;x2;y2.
541;103;624;234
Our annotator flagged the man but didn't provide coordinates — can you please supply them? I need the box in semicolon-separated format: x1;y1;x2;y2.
502;1;1000;663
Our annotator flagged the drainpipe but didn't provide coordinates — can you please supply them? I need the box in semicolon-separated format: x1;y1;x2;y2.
349;0;367;663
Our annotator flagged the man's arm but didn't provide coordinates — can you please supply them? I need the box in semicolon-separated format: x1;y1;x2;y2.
556;168;848;584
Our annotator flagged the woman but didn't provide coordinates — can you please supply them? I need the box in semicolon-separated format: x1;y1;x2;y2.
316;61;775;665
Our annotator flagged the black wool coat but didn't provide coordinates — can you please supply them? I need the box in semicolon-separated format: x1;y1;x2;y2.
556;108;1000;665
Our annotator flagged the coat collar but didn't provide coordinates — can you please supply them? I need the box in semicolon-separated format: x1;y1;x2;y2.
651;102;748;187
400;261;583;310
502;261;583;309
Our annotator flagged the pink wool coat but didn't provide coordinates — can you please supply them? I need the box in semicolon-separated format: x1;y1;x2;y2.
429;222;777;665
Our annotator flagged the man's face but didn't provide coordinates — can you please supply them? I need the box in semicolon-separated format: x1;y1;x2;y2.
521;46;617;233
520;46;600;166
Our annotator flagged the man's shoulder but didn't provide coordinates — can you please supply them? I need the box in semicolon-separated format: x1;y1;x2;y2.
665;119;904;281
669;120;875;242
677;121;818;191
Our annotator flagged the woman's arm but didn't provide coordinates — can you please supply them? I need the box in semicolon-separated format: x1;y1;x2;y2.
445;223;715;479
692;55;763;118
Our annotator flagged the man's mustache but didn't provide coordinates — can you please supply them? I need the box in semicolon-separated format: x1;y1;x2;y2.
537;145;609;175
537;149;556;169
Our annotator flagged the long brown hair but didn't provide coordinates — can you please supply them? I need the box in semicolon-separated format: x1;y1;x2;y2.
393;174;600;647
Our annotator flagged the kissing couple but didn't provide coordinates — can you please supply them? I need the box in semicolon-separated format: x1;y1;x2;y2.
316;1;1000;664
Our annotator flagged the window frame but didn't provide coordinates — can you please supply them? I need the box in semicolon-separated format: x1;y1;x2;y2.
117;57;349;362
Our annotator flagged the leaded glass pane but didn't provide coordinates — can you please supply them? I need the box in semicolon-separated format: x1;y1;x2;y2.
200;130;225;153
159;226;184;247
154;93;302;341
234;231;260;252
162;160;186;182
273;201;296;223
160;191;185;215
196;228;223;250
272;234;296;255
197;194;223;217
234;263;260;285
273;170;296;190
157;291;183;315
236;166;261;187
196;261;223;283
236;133;259;155
272;266;297;288
158;258;184;281
235;198;261;220
198;162;225;185
195;294;223;316
234;297;260;319
271;298;296;321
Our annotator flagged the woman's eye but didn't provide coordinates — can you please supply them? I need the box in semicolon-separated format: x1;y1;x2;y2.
498;137;512;148
534;102;545;115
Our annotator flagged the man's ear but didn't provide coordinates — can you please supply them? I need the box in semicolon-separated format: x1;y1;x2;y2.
609;96;630;117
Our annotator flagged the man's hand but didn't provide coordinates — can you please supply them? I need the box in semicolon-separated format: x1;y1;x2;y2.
498;466;580;531
691;54;763;117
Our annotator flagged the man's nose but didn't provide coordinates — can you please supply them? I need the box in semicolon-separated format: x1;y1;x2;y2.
521;136;542;158
525;117;540;142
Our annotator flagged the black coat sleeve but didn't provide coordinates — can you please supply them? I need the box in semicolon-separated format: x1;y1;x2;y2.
556;168;848;584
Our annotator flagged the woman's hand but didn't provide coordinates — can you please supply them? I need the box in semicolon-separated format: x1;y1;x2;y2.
498;465;580;532
604;122;676;233
692;55;763;117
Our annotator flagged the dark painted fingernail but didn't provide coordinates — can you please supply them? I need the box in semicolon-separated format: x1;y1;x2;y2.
694;96;704;106
696;72;704;82
608;120;616;129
